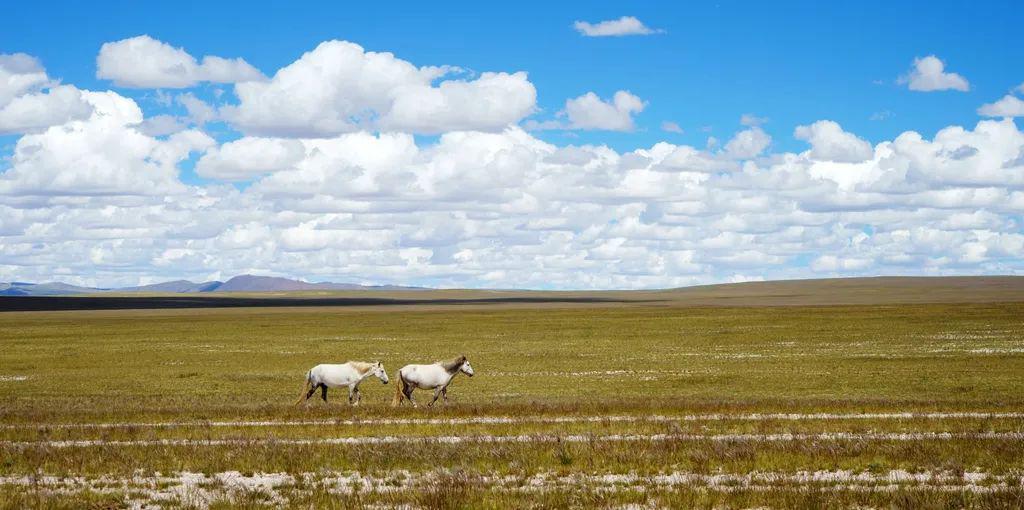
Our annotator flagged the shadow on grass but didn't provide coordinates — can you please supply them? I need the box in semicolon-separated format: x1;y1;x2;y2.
0;295;657;312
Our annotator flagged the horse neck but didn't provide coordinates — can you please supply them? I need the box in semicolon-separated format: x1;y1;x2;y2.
346;365;371;382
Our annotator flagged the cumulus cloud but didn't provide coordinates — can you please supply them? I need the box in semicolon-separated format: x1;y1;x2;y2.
811;255;872;272
137;114;187;136
0;85;93;134
221;40;536;136
978;94;1024;117
794;120;873;163
3;42;1024;290
382;71;536;133
899;55;969;92
96;35;265;88
195;137;306;181
4;117;1024;288
0;53;93;134
573;16;663;37
0;91;213;198
0;53;50;105
177;92;217;125
563;90;646;131
724;127;771;159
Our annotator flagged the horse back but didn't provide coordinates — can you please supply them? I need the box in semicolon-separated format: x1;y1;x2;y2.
400;363;449;388
309;363;359;386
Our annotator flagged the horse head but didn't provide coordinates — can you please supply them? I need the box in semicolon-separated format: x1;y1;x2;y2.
459;356;475;377
372;361;389;384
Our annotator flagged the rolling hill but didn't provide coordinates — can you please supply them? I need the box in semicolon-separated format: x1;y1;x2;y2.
0;274;424;296
1;275;1022;312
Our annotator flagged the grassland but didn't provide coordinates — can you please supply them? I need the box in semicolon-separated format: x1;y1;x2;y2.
1;279;1024;508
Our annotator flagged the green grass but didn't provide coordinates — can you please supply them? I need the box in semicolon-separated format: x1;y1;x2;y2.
1;301;1023;507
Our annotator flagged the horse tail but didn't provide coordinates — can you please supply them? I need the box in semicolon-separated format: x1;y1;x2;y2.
295;370;311;405
392;370;404;406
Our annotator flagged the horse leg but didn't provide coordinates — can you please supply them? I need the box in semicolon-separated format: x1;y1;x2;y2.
441;386;449;405
404;382;418;407
428;388;441;407
320;384;328;403
355;387;362;405
303;384;317;403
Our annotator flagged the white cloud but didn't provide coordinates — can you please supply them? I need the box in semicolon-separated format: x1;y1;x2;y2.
899;55;969;92
5;117;1024;288
0;91;213;198
3;41;1024;290
573;16;663;37
382;71;536;133
739;114;768;127
0;85;93;134
563;90;645;131
724;127;771;159
198;55;265;84
130;92;216;136
0;53;50;106
0;53;94;134
195;137;306;181
661;121;683;134
811;255;872;272
96;35;265;88
177;92;216;125
137;114;186;136
794;120;873;163
978;94;1024;118
222;40;536;137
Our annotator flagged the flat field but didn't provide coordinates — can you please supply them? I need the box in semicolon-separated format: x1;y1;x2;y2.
2;280;1024;508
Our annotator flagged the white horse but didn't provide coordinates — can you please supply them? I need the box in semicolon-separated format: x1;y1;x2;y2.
393;355;474;407
297;361;389;406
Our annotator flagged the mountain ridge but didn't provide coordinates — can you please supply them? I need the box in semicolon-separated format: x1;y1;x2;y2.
3;274;1023;298
0;274;426;296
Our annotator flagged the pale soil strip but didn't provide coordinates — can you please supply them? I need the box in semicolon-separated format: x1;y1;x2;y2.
5;431;1024;449
5;411;1024;430
7;469;1010;488
1;469;1021;508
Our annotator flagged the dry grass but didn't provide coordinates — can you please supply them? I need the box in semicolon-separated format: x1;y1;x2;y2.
1;297;1023;507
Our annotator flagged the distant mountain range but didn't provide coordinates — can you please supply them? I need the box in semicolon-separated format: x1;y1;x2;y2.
0;274;426;296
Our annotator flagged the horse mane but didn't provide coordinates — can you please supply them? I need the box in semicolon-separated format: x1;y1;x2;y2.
348;361;374;375
439;355;466;373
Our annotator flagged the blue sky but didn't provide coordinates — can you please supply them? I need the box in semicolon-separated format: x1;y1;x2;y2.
5;1;1021;153
0;1;1022;288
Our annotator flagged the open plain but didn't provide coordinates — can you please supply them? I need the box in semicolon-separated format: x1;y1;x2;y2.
2;277;1024;508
